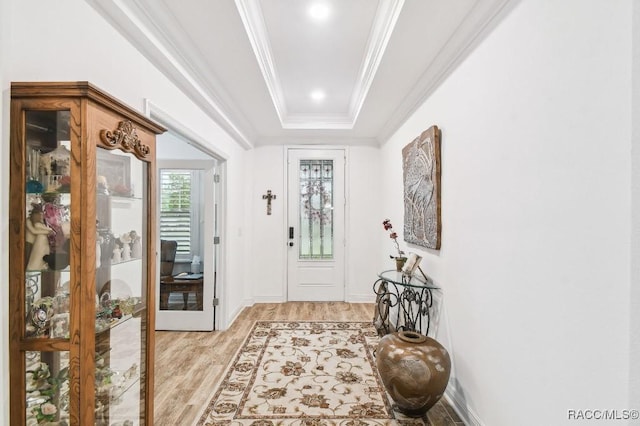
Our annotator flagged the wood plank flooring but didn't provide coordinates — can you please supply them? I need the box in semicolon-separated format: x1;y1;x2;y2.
153;302;463;425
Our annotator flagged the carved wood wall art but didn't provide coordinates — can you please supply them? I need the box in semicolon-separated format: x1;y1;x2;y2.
402;125;441;250
100;120;150;159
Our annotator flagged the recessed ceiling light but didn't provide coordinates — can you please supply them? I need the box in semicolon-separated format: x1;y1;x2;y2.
308;3;330;21
310;90;326;102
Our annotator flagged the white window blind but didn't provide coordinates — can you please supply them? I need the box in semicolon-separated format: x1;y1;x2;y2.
160;170;193;258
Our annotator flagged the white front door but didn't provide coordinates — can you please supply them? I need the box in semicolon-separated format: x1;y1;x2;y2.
287;149;345;301
155;159;217;331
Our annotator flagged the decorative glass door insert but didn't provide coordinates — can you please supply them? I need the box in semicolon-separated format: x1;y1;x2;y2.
299;159;333;260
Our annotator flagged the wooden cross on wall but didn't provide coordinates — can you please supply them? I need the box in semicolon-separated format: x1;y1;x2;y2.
262;190;276;215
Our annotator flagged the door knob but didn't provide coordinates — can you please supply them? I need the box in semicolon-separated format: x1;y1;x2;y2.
289;242;294;247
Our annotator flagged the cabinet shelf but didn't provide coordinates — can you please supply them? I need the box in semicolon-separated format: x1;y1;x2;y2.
111;195;143;202
95;314;134;335
109;257;142;266
96;371;140;403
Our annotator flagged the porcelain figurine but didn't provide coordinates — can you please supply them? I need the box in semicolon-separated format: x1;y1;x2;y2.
130;230;142;258
112;247;122;264
96;233;103;268
25;205;53;271
122;244;131;262
119;232;132;261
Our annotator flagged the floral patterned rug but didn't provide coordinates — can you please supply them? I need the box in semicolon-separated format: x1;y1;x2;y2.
195;321;424;426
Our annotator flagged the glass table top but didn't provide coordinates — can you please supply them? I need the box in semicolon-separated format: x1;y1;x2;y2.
377;270;440;289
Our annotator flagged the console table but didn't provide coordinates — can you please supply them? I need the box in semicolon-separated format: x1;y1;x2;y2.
372;270;440;337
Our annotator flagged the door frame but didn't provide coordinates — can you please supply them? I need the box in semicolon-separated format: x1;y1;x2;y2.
145;100;228;330
283;146;350;302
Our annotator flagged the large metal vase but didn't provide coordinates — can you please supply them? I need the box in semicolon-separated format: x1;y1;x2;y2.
376;330;451;417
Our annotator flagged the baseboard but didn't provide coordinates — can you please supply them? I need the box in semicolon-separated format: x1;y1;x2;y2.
346;293;377;303
225;304;246;329
445;387;485;426
252;295;286;303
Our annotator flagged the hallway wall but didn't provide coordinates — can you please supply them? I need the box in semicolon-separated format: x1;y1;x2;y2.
0;0;11;423
379;1;632;424
631;1;640;421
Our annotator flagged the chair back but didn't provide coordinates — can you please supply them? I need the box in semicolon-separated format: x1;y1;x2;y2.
160;240;177;278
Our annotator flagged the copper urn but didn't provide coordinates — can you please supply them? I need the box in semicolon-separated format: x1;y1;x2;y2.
376;330;451;417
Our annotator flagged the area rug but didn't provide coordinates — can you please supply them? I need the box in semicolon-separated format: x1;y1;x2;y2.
195;321;425;425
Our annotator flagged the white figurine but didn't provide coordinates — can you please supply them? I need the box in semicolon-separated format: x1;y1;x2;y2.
130;231;142;258
25;205;52;271
131;236;142;258
112;247;122;263
119;232;132;261
122;244;131;261
96;233;103;268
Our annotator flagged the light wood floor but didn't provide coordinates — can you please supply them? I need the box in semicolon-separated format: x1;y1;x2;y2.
153;302;463;425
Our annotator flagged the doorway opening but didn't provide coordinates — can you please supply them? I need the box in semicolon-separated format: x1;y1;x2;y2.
146;101;227;332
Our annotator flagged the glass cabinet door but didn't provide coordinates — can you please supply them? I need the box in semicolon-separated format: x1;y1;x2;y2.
22;110;73;424
94;147;148;425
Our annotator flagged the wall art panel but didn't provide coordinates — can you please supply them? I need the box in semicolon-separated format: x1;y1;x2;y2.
402;125;441;249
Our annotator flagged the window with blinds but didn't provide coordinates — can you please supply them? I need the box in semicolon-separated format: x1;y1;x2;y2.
160;169;198;259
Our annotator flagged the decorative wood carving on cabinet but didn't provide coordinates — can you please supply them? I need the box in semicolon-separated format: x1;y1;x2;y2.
100;120;151;158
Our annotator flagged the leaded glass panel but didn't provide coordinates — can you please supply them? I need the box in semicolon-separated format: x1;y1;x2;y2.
299;160;333;259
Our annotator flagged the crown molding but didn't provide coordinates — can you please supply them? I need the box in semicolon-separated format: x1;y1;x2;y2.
235;0;404;130
377;0;520;142
234;0;289;123
257;135;378;147
84;0;255;150
348;0;404;125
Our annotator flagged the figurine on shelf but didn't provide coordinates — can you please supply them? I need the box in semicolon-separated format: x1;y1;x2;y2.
98;226;115;266
122;244;131;262
112;305;122;319
26;297;54;337
130;230;142;258
96;231;103;268
120;232;132;261
112;246;122;263
97;175;109;195
25;204;53;271
42;240;69;270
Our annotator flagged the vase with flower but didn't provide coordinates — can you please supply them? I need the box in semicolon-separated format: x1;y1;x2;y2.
383;219;406;271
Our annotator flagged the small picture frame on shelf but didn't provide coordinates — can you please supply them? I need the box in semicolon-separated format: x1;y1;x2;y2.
97;149;132;197
402;252;423;277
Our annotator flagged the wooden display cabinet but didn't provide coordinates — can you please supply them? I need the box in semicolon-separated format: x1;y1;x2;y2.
8;82;165;425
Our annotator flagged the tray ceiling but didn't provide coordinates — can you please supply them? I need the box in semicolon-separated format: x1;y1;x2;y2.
86;0;516;148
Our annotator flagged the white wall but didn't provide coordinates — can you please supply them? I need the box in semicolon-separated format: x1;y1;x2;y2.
247;146;286;302
1;0;251;422
346;146;383;300
0;0;11;424
380;1;632;425
247;145;381;303
631;1;640;423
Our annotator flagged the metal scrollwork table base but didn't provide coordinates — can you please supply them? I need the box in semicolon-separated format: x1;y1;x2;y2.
372;269;440;337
